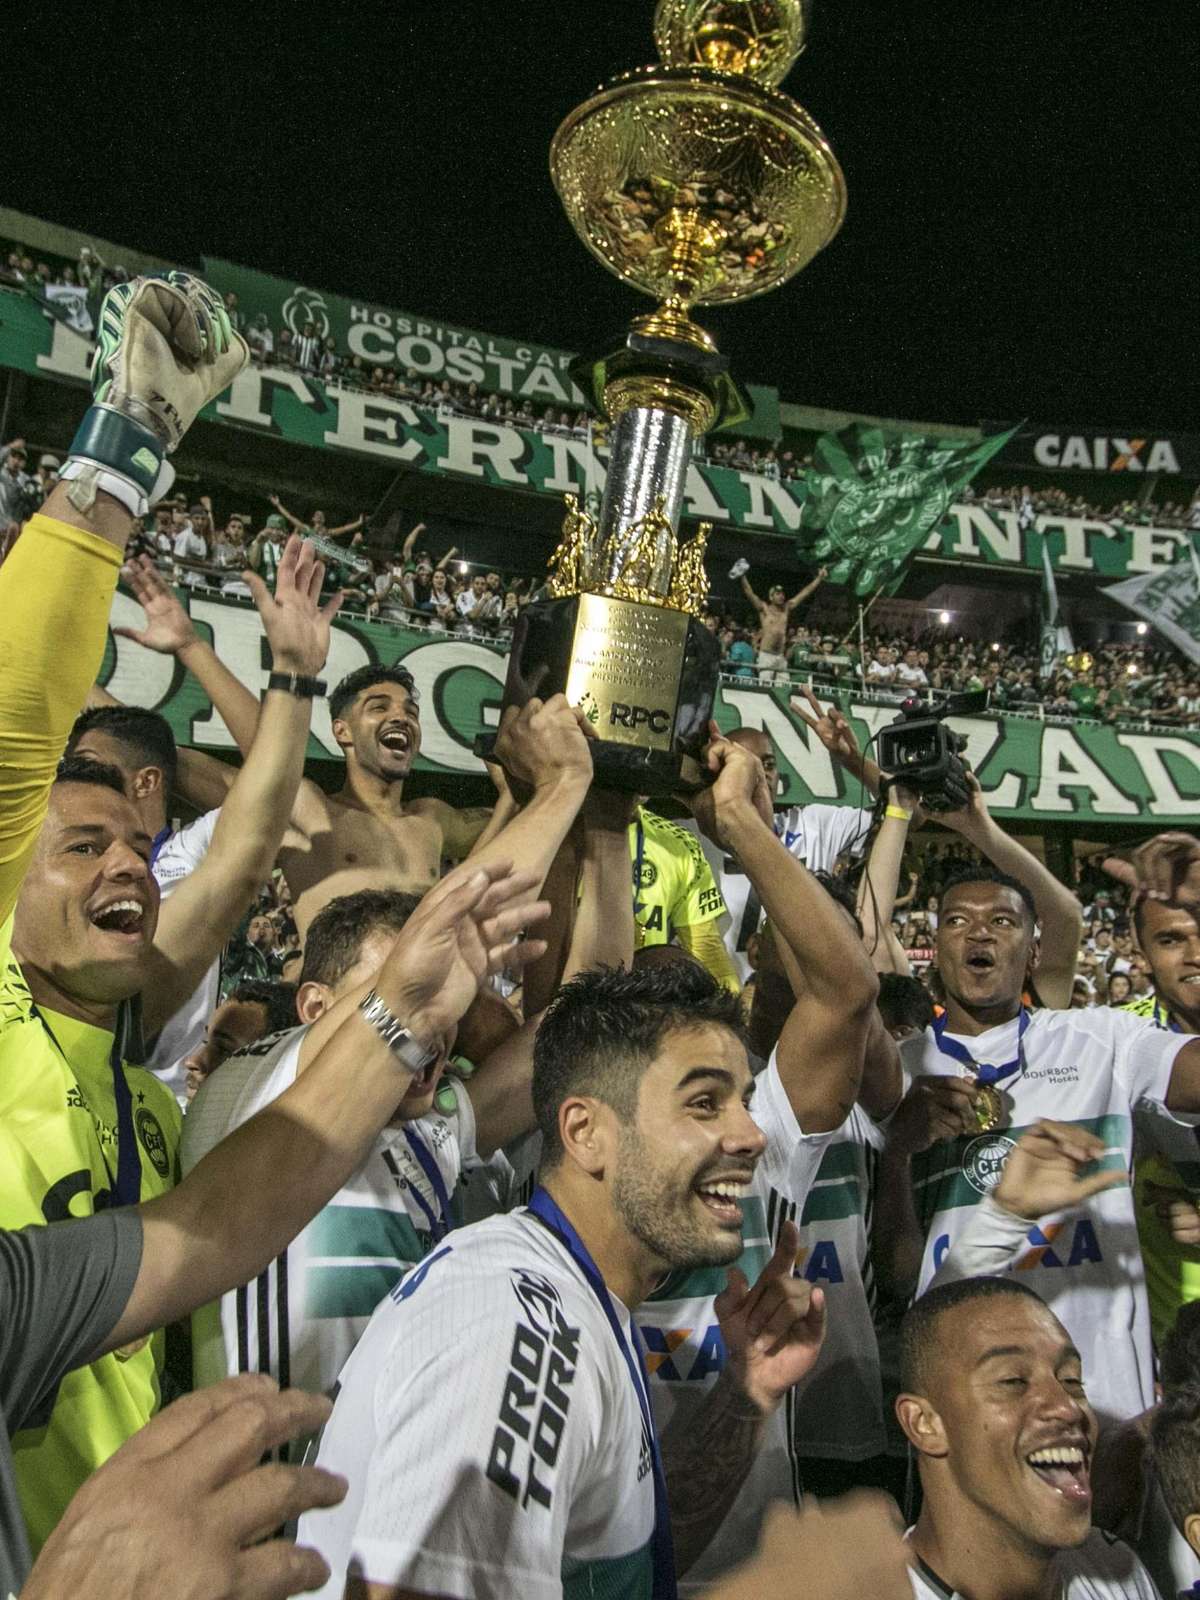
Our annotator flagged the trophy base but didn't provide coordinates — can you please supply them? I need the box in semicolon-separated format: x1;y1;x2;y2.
481;593;720;796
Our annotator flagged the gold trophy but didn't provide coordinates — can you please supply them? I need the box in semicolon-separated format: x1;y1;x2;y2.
495;0;846;790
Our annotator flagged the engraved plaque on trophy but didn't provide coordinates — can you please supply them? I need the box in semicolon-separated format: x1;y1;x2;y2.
493;0;846;792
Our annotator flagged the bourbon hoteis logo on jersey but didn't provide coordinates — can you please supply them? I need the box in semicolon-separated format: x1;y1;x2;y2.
487;1269;581;1513
962;1133;1017;1197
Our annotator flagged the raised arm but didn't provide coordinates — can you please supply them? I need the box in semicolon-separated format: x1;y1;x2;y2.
785;565;827;612
139;536;340;1034
266;492;306;533
467;795;636;1157
856;788;918;974
740;571;765;612
790;683;883;799
939;770;1082;1009
434;544;458;571
0;272;245;923
115;554;329;836
326;514;364;539
103;863;549;1351
400;521;426;563
690;737;879;1131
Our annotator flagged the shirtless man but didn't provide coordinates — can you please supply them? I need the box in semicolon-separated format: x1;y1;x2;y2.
740;564;827;682
107;559;513;935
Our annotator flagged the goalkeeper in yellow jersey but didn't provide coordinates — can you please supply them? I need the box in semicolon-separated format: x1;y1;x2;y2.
0;271;346;1549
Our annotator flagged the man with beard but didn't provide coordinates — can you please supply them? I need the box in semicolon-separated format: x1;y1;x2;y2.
897;1277;1157;1599
299;961;828;1600
184;704;616;1409
874;837;1200;1432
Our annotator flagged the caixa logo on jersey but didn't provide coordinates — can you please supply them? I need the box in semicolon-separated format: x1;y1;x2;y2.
487;1269;581;1513
610;703;671;734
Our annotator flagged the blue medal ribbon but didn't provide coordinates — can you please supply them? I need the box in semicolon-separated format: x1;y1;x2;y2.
401;1123;453;1243
527;1185;678;1600
35;997;142;1207
932;1006;1031;1086
632;819;646;922
149;825;171;870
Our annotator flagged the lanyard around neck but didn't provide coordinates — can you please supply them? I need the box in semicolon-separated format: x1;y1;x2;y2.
932;1006;1031;1086
34;998;142;1208
632;820;646;921
526;1186;677;1600
400;1123;453;1243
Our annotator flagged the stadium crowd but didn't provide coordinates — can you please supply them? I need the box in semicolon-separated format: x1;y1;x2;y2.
6;440;1196;733
4;270;1200;1600
6;232;1200;532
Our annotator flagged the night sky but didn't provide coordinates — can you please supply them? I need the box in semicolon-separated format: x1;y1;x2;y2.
4;1;1196;432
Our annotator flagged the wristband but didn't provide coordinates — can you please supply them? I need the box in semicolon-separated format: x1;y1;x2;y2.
885;804;913;821
266;671;327;699
358;988;439;1073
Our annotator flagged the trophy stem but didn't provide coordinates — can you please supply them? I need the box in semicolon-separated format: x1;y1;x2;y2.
594;406;692;598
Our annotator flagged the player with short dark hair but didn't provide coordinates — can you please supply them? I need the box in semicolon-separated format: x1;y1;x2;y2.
875;835;1200;1430
897;1277;1157;1599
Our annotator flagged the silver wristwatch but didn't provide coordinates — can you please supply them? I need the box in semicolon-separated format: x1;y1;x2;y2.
358;988;439;1073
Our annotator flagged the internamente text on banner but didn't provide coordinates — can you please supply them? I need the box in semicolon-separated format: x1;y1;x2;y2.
7;291;1198;576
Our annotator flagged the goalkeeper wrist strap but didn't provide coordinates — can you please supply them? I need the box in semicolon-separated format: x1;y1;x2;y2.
60;403;175;517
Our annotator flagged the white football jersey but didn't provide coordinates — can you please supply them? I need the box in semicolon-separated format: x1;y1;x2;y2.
147;808;222;1100
902;1006;1192;1426
634;1057;834;1590
788;1103;887;1463
183;1025;474;1402
907;1528;1158;1599
299;1210;656;1600
687;805;874;981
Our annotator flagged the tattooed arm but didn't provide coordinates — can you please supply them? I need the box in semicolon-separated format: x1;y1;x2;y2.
661;1222;825;1575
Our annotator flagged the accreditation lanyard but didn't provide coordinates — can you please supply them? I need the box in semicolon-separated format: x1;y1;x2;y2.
34;999;142;1208
632;820;646;921
526;1186;678;1600
932;1006;1031;1088
400;1123;453;1243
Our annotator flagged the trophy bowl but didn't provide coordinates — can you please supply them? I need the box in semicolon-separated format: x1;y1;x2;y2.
550;65;844;308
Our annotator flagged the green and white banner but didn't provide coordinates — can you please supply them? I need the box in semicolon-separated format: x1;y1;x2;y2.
1105;544;1200;666
798;422;1017;595
100;587;1200;826
6;294;1196;579
198;257;783;442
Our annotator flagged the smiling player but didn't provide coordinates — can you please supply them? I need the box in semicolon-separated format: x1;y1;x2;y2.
270;664;508;936
897;1278;1157;1600
875;849;1200;1430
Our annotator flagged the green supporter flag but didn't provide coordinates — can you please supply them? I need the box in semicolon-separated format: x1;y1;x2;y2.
795;422;1019;595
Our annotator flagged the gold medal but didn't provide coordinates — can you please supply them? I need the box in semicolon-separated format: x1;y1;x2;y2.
970;1080;1006;1133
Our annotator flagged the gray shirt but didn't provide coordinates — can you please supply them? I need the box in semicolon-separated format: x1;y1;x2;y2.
0;1210;142;1595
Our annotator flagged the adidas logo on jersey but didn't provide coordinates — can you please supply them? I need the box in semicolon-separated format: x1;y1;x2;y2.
637;1422;652;1484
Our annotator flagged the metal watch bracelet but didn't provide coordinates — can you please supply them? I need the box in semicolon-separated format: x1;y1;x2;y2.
357;988;438;1073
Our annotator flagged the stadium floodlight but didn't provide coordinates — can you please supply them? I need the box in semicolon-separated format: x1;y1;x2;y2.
1136;622;1148;635
938;610;950;625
